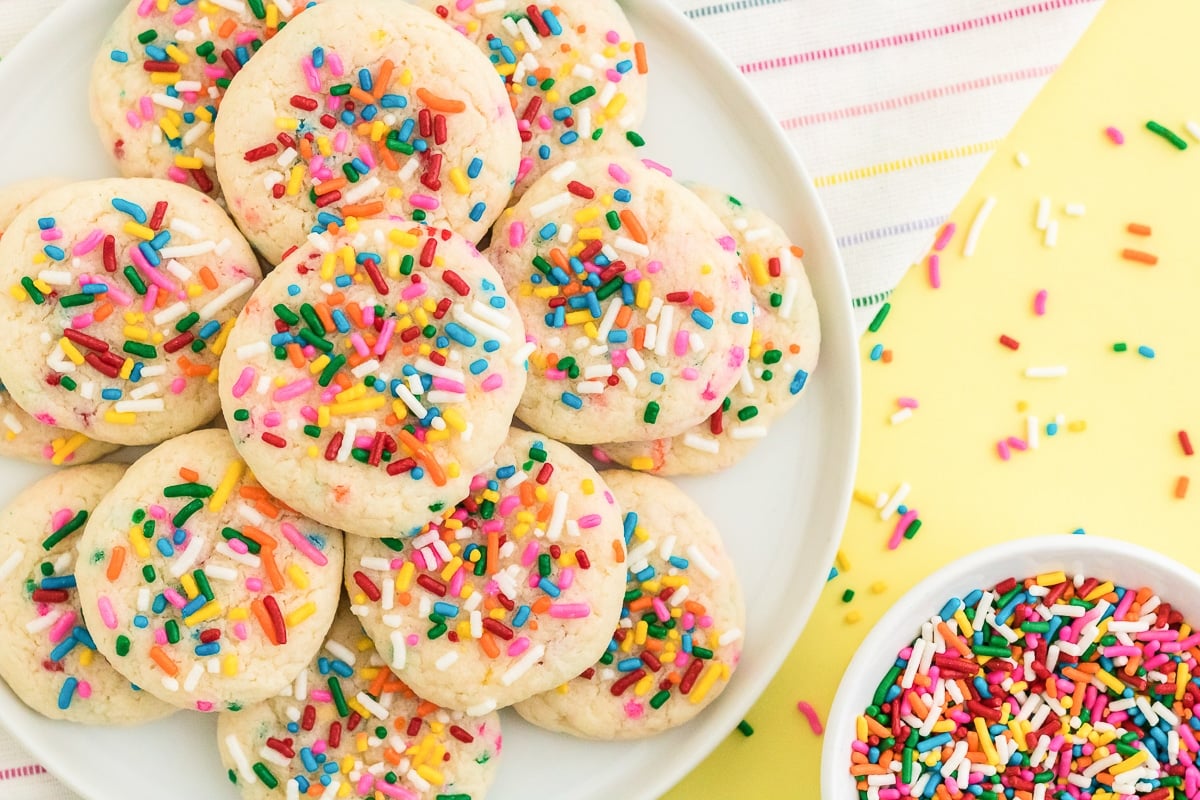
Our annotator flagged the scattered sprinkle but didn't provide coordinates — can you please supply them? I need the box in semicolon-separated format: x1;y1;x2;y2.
736;719;755;737
962;197;996;257
1105;125;1125;144
1146;119;1188;150
1121;248;1158;265
796;700;825;735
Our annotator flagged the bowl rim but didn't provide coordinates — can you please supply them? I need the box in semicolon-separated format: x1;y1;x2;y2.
819;533;1200;798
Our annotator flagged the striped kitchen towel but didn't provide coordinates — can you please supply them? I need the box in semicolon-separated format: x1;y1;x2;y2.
0;0;1101;797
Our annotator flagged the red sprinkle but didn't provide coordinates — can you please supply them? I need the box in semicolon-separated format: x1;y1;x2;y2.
441;269;469;296
567;180;595;199
64;328;109;352
263;595;287;645
416;575;448;597
353;571;382;601
163;332;195;353
103;235;117;272
244;142;281;161
290;94;319;111
449;725;474;743
261;432;287;448
362;259;389;295
574;549;590;569
149;201;167;231
999;335;1020;351
610;668;647;696
1181;430;1194;456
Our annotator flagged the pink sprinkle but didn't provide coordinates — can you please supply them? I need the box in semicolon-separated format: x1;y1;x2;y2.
106;286;134;306
645;260;663;274
153;629;168;646
166;166;188;183
172;6;196;25
508;221;526;248
246;577;263;592
1105;126;1125;145
357;143;376;170
1034;289;1048;316
40;228;61;242
681;367;699;381
234;622;248;640
232;366;255;398
521;541;539;567
717;235;737;251
48;611;78;643
373;320;396;356
73;229;105;256
347;333;370;357
516;157;534;183
142;284;158;313
136;0;155;15
302;60;321;92
1007;436;1028;451
125;111;143;130
558;568;575;590
578;514;602;529
300;406;319;423
163;588;187;609
607;163;631;184
273;378;313;402
455;0;472;9
373;779;418;800
506;637;530;657
406;634;419;647
139;96;154;121
536;115;553;132
97;599;118;633
149;504;167;520
357;775;375;796
997;440;1011;461
673;330;689;356
195;700;213;712
481;373;503;392
50;508;73;529
932;222;956;252
887;509;918;550
228;538;248;555
281;522;329;566
448;567;466;597
652;597;670;622
641;159;672;176
432;377;466;393
170;377;187;394
234;30;258;45
796;701;825;735
624;701;645;720
263;411;282;427
362;305;375;328
332;131;348;152
76;681;92;700
928;254;941;288
605;30;620;44
327;52;344;77
409;194;440;210
548;602;591;620
897;397;919;409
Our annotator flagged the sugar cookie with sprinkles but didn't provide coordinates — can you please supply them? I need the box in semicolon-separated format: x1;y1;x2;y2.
514;470;744;738
417;0;649;199
74;429;345;712
598;185;820;474
345;428;626;714
487;156;754;444
213;0;521;264
0;178;261;447
89;0;323;202
0;180;120;465
0;464;175;724
217;599;502;800
219;220;528;539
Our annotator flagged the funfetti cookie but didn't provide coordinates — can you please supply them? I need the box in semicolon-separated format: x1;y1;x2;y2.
487;157;754;445
598;185;820;474
0;178;261;447
213;0;521;264
217;599;502;800
0;464;175;725
417;0;649;199
345;429;626;715
219;221;528;539
74;429;345;712
514;470;744;739
0;180;120;465
90;1;324;202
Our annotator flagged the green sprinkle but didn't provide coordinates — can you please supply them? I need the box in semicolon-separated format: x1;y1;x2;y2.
163;482;213;498
190;339;207;353
1146;120;1188;150
538;553;551;577
427;623;448;639
142;564;156;582
342;162;360;183
248;0;266;19
692;646;714;659
569;85;596;104
386;137;415;155
195;569;214;601
123;266;147;295
736;720;755;736
42;510;88;550
273;305;299;325
903;519;922;540
60;376;77;391
115;635;131;656
328;677;349;716
1113;342;1128;352
165;619;180;644
972;644;1013;659
626;131;646;147
299;303;325;334
298;328;333;352
58;294;93;308
868;302;891;333
303;424;322;438
529;446;548;463
172;498;204;527
233;408;250;422
399;255;414;275
842;589;855;602
769;292;782;308
381;537;404;552
762;349;782;365
649;690;671;709
137;29;158;44
222;527;261;554
175;311;200;332
605;210;621;230
329;83;352;96
318;354;346;386
252;763;279;790
644;401;660;424
20;277;44;304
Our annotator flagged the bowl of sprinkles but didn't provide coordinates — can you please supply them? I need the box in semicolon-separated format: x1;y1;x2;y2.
823;535;1200;800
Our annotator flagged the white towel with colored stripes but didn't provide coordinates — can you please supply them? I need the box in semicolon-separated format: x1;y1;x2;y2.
0;0;1101;796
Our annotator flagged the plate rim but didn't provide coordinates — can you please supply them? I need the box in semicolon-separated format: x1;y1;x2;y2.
0;1;862;797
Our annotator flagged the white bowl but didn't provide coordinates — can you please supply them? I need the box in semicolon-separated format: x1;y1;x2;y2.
820;534;1200;798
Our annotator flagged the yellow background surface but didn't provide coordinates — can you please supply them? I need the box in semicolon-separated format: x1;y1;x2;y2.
668;0;1200;796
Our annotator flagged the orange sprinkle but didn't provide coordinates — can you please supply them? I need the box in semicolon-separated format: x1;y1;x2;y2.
179;467;199;482
369;667;389;697
396;430;447;486
286;342;305;368
314;177;347;197
94;301;114;322
632;327;645;350
345;303;364;328
1121;248;1158;265
531;597;552;614
615;305;633;328
177;356;211;377
378;144;400;172
619;210;647;244
341;201;385;219
881;349;894;363
198;267;218;290
634;42;648;74
149;645;179;676
106;546;126;582
612;539;625;563
415;87;466;113
519;481;536;507
415;701;438;718
217;18;237;38
251;598;279;645
1127;223;1152;236
791;245;805;258
314;303;336;333
486;530;499;576
298;138;314;160
549;248;570;270
241;524;280;550
690;292;715;313
1177;476;1190;499
373;60;394;99
479;631;500;658
627;597;653;612
349;87;375;106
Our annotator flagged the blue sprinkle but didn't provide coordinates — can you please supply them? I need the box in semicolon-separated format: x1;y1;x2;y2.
538;143;552;160
634;566;655;582
110;50;129;63
435;335;450;349
270;332;295;347
334;275;352;288
198;320;221;339
617;658;642;672
869;344;883;361
561;392;583;409
149;230;171;250
155;538;175;557
195;642;220;657
552;107;572;121
622;511;638;543
311;47;325;67
350;157;369;175
616;59;633;73
138;241;161;266
467;157;483;179
649;372;665;385
145;45;167;61
668;556;689;569
133;614;149;629
330;659;352;678
331;309;351;334
318;657;331;675
181;595;207;618
614;188;632;203
542;9;563;35
37;217;55;230
790;369;809;395
358;67;373;91
539;223;558;240
130;363;144;383
398;118;416;142
1046;422;1058;436
101;388;122;401
731;311;750;324
44;245;66;261
410;466;425;480
41;575;76;590
287;284;301;297
560;131;579;145
172;527;186;545
938;597;962;620
469;202;486;222
72;627;96;650
1073;528;1087;535
468;359;488;375
690;309;714;329
235;46;250;65
433;601;460;618
81;283;108;295
537;578;561;598
413;139;428;153
513;606;531;628
1138;345;1156;359
49;637;77;663
496;465;516;479
606;330;628;343
57;677;78;710
380;94;407;109
361;104;378;122
827;566;839;581
300;748;318;772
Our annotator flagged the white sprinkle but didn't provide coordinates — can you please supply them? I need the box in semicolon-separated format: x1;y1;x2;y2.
626;348;645;371
257;746;291;768
511;341;536;365
546;491;568;541
389;631;406;669
779;277;799;320
115;399;164;413
215;542;260;568
548;160;577;183
1015;152;1030;168
530;192;572;220
182;121;210;148
474;0;505;12
595;297;623;341
140;365;167;378
171;217;203;238
1025;366;1068;379
137;588;151;612
1043;219;1058;248
325;639;356;665
575;380;605;394
2;413;22;436
198;276;255;319
235;341;269;360
451;305;511;344
469;301;514;330
151;92;184;111
183;663;204;692
1064;203;1086;217
351;359;380;379
153;301;189;326
426;390;465;404
729;425;768;440
0;549;24;581
646;297;663;322
1186;121;1200;141
890;407;913;425
616;366;638;388
880;483;911;520
501;643;545;685
1027;415;1039;449
356;691;390;720
963;196;997;257
343;176;381;206
435;651;458;671
683;433;720;453
224;734;257;784
37;270;72;285
718;628;743;646
614;237;650;257
169;535;205;577
686;545;720;579
1035;197;1051;231
165;259;193;281
654;306;674;357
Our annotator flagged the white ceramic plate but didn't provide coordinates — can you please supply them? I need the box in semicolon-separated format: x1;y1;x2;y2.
0;2;860;798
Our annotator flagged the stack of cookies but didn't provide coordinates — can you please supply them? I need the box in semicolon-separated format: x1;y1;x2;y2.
0;1;821;798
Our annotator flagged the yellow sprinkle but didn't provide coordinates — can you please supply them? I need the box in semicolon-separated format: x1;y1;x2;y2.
123;221;156;240
50;434;89;466
285;602;316;627
104;410;137;425
287;164;305;196
747;252;770;285
870;581;888;594
630;456;654;471
442;407;467;433
1109;749;1148;775
150;72;181;86
581;479;594;495
605;93;627;118
396;561;415;592
129;526;150;558
209;460;245;512
975;717;1000;765
210;319;234;356
174;155;203;170
275;116;300;130
79;649;93;667
119;359;134;380
440;557;464;582
1084;581;1114;602
317;406;330;428
59;337;85;365
688;663;724;704
845;610;862;624
287;563;310;590
835;549;851;572
329;396;387;415
1177;663;1190;702
164;43;189;63
1035;571;1066;586
1068;420;1088;432
180;573;199;599
564;310;592;326
183;601;223;626
449;167;470;195
228;607;249;622
1095;669;1126;694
